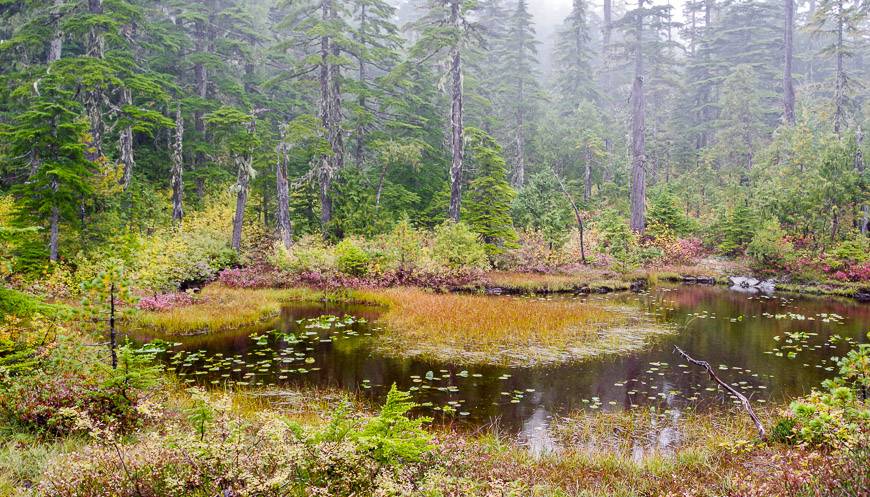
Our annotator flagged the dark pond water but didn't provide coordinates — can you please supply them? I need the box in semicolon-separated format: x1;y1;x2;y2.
133;285;869;452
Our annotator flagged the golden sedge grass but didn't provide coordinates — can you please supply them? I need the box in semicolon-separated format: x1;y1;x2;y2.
136;286;388;335
367;288;670;366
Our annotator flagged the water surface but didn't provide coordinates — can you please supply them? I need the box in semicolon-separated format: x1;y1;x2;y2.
134;285;869;451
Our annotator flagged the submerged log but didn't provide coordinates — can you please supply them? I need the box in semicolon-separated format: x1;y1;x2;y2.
673;346;766;440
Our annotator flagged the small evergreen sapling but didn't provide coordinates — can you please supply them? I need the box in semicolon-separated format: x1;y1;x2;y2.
81;261;135;369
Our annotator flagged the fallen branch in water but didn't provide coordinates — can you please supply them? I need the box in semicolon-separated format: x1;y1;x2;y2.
673;345;767;440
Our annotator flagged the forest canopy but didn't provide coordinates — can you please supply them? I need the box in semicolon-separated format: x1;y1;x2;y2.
0;0;868;288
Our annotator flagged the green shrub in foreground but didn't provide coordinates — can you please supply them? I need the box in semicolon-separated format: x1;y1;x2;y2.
787;333;869;450
40;385;432;496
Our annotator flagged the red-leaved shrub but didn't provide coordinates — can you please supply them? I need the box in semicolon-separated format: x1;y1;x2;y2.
137;292;194;312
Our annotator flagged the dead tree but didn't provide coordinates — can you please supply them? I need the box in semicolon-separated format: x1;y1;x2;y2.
674;346;766;440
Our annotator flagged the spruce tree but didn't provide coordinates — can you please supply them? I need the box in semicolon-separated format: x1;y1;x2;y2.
499;0;540;188
554;0;596;111
463;128;518;255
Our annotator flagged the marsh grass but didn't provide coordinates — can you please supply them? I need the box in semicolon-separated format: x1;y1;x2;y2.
440;407;785;497
484;270;631;293
0;433;87;495
369;288;669;365
552;406;768;459
135;285;388;334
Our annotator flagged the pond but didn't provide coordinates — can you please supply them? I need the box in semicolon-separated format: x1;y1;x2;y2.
133;284;870;453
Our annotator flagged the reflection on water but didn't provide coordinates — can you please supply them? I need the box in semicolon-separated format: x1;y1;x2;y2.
132;285;870;444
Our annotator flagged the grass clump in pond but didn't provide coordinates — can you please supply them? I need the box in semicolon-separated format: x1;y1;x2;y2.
136;285;387;334
369;288;668;366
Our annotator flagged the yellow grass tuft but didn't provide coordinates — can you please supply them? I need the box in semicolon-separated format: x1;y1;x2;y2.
135;285;387;335
369;288;670;366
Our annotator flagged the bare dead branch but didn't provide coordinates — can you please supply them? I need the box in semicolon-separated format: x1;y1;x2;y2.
674;345;766;440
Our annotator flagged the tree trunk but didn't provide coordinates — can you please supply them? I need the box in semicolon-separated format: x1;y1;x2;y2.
783;0;796;125
833;0;845;135
583;145;592;202
856;127;867;234
276;126;293;250
232;153;252;252
354;4;368;167
447;0;464;222
375;162;388;208
49;201;60;262
513;23;526;189
193;2;210;198
629;0;646;234
318;0;343;231
171;106;184;223
109;282;117;369
84;0;104;162
49;0;63;62
554;171;586;264
119;87;135;189
514;113;525;188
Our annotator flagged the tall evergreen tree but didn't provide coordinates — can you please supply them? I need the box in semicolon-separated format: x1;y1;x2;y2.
500;0;539;188
809;0;866;134
409;0;479;221
554;0;596;111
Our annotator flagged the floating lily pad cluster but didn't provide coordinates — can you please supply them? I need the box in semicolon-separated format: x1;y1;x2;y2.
162;313;374;387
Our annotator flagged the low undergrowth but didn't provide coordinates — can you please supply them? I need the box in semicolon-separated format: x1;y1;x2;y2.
367;288;668;366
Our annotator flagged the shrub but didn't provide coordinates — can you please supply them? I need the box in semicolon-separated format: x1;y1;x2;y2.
217;266;285;288
0;287;63;320
136;292;195;312
826;233;869;271
786;333;870;450
376;218;432;274
41;385;432;496
594;210;638;272
511;172;573;247
1;342;162;436
432;221;489;271
270;235;335;274
829;262;870;282
132;194;239;292
647;189;691;237
747;219;794;269
501;230;572;271
335;239;370;276
715;202;756;255
352;384;432;465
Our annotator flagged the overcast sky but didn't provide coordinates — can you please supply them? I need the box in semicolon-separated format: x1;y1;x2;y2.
527;0;688;74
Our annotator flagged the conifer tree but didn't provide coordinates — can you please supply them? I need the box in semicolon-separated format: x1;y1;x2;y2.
2;64;92;262
409;0;479;221
463;128;518;255
500;0;540;188
809;0;866;135
554;0;596;111
348;0;403;167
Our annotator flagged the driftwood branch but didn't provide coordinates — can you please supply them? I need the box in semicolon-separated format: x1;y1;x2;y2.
673;346;766;440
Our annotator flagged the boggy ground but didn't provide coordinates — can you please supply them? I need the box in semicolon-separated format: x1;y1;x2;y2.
6;382;866;497
135;285;671;367
367;288;670;366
